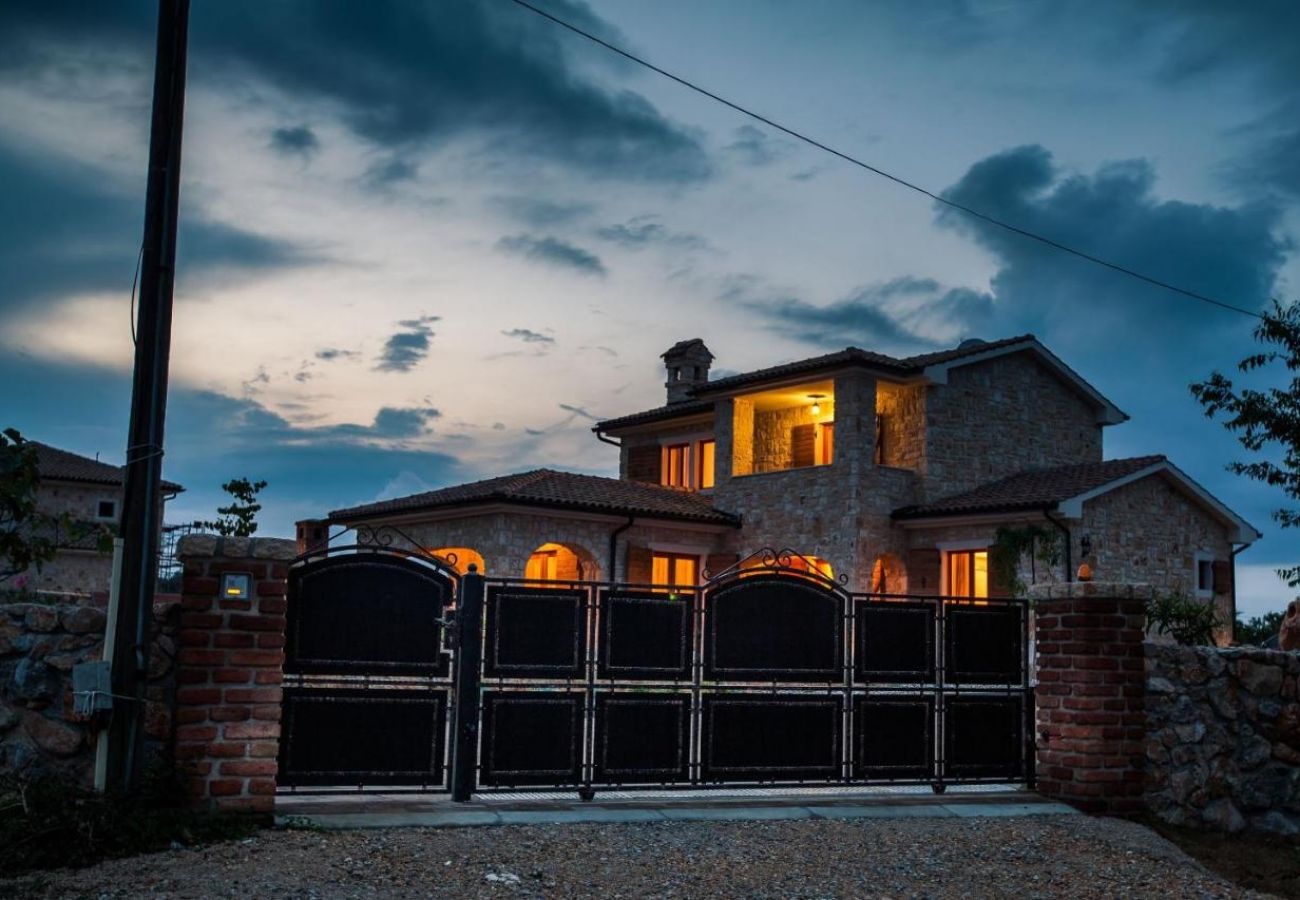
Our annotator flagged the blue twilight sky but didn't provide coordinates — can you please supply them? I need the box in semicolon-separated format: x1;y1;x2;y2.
0;1;1296;615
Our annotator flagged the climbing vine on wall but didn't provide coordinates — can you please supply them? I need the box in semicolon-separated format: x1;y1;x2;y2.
989;525;1062;597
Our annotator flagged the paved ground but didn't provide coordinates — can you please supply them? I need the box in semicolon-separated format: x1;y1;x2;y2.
3;809;1263;898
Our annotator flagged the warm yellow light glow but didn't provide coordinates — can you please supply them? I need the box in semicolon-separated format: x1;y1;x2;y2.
811;402;821;416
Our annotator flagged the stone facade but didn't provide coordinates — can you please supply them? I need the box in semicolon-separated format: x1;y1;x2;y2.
0;593;178;782
874;381;925;471
22;480;120;597
1146;643;1300;834
922;353;1103;501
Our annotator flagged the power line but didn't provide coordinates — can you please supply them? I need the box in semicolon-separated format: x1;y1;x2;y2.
503;0;1268;320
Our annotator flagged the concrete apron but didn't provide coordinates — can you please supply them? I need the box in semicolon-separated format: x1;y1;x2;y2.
275;790;1078;830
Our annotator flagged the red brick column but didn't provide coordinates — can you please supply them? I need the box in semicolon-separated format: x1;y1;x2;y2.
175;535;295;813
1031;581;1149;815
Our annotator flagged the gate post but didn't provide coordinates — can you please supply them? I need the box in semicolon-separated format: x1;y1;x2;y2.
450;566;484;802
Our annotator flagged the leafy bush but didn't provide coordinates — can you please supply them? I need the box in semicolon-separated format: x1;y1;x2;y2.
1235;610;1284;646
0;767;259;875
1147;590;1220;645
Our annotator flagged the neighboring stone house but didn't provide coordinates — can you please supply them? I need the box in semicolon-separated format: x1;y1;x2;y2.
16;443;183;597
326;335;1258;631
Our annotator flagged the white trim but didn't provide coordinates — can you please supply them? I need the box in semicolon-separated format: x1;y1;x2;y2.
93;498;118;522
1057;460;1261;543
341;502;736;533
896;511;1046;530
646;542;709;556
921;339;1128;425
934;538;992;553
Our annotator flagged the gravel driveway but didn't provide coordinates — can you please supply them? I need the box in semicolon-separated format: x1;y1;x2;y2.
2;814;1264;899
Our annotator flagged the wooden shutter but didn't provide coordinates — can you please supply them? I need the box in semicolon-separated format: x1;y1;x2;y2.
626;545;653;583
1212;560;1232;596
791;424;816;468
907;548;941;594
626;444;661;484
988;547;1012;598
705;552;740;579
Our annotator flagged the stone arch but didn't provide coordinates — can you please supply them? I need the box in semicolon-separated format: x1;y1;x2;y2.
429;546;486;576
524;541;601;582
870;553;907;594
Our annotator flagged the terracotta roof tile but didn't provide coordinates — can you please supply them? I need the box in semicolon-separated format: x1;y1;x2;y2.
32;442;183;493
330;469;739;525
892;456;1166;519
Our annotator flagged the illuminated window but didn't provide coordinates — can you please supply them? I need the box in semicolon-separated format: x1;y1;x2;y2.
524;549;558;582
819;422;834;465
652;552;698;588
697;439;715;489
947;551;989;598
664;443;689;488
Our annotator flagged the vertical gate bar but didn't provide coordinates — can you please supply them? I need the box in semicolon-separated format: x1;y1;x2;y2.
933;595;946;794
450;567;485;802
1022;599;1036;789
579;584;597;800
842;590;853;783
691;583;704;786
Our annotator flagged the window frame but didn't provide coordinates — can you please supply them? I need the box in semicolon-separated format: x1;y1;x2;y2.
940;545;990;599
651;551;700;590
659;433;716;491
94;499;118;522
1194;552;1215;598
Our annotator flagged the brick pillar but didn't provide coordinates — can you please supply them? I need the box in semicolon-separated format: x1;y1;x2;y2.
1031;581;1149;815
175;535;295;813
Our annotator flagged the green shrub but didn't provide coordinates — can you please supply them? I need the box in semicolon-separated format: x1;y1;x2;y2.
1147;590;1220;646
0;766;260;875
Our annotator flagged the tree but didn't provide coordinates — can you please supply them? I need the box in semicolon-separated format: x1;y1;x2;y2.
0;428;58;584
1235;610;1284;646
202;478;268;537
1191;299;1300;587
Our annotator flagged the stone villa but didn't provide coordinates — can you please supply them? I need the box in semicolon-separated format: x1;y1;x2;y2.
325;335;1259;624
18;442;183;597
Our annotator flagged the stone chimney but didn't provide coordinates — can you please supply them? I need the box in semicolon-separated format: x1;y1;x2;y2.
295;518;330;556
661;339;714;404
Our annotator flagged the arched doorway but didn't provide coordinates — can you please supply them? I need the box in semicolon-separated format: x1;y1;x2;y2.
429;547;486;575
524;542;600;583
870;553;907;594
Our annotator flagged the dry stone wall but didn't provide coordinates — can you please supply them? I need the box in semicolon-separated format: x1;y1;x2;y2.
0;592;178;782
1146;643;1300;834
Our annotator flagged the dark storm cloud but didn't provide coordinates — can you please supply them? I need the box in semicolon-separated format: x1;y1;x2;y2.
596;216;707;251
270;125;319;157
314;406;441;441
496;235;606;276
935;145;1289;335
736;276;991;350
502;328;555;345
375;315;440;373
0;142;307;316
0;0;711;184
363;156;420;187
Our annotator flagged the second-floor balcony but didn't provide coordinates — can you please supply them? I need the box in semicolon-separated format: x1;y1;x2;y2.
731;380;835;477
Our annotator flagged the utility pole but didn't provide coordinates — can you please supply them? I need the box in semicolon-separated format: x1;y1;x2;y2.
104;0;190;794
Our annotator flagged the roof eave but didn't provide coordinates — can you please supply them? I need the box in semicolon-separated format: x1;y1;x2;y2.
331;494;740;529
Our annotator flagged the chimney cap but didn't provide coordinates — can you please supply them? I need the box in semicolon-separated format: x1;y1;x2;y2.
661;338;714;361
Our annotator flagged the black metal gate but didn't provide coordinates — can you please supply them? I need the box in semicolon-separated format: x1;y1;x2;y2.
277;544;1031;797
468;550;1032;795
278;536;458;790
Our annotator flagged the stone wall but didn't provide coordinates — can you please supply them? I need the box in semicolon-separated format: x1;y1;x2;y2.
1146;643;1300;834
923;352;1103;501
0;593;178;782
751;403;828;473
874;381;925;471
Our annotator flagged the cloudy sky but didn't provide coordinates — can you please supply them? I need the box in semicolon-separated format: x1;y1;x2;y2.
1;1;1296;614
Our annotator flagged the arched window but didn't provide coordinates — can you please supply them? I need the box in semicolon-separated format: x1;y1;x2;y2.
524;542;599;583
429;547;485;576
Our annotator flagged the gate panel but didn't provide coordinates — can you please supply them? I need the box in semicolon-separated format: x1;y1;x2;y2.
597;590;693;681
700;695;842;781
279;688;447;787
945;603;1024;685
853;696;933;779
285;554;453;676
479;691;583;786
704;575;842;682
855;599;936;683
592;692;690;784
484;587;586;679
943;695;1025;779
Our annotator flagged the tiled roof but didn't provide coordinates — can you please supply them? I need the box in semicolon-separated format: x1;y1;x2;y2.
892;456;1166;519
595;335;1037;431
32;442;183;493
330;469;740;525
